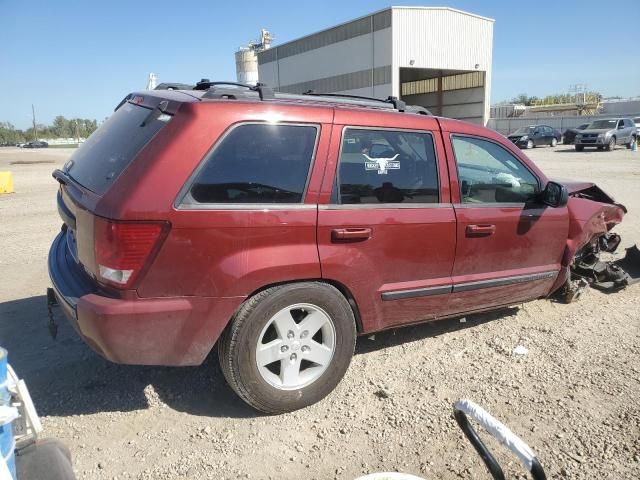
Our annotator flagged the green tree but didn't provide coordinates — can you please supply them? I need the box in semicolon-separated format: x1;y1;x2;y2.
0;122;26;144
52;116;71;137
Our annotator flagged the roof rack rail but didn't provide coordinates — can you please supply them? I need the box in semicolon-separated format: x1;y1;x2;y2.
303;91;408;111
302;90;431;115
197;80;275;100
156;79;431;115
405;105;432;116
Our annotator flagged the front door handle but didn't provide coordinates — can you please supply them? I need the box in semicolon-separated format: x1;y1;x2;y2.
466;224;496;237
331;227;372;242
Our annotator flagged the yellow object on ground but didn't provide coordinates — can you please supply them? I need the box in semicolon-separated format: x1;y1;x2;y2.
0;171;14;194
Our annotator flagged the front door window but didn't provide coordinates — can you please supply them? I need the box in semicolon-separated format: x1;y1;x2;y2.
451;135;540;204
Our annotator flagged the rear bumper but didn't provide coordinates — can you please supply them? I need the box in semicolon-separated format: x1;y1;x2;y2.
48;230;243;366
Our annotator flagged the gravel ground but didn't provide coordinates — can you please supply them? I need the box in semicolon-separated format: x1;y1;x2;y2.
1;144;639;479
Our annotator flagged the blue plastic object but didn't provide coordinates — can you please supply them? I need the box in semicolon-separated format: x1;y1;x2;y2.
0;348;16;479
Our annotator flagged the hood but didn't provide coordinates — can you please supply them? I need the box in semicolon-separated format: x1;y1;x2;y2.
554;179;627;213
579;128;613;135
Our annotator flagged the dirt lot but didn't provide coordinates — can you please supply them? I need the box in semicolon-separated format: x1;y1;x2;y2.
1;145;639;479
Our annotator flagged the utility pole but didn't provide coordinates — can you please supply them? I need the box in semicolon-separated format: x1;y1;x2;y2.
75;120;80;144
31;104;38;141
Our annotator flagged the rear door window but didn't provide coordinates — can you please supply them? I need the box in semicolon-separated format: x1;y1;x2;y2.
334;128;439;205
187;124;318;204
64;102;170;195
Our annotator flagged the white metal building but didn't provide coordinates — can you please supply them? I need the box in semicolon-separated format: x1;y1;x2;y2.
258;7;494;124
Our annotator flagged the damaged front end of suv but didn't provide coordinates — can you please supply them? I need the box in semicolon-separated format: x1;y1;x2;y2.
556;181;640;302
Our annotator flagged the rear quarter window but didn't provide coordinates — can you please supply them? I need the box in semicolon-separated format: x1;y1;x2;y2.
186;123;318;204
64;103;170;195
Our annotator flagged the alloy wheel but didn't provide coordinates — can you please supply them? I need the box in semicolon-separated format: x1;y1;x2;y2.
255;303;336;390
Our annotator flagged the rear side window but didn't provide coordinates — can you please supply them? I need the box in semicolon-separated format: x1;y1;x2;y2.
335;128;439;205
64;103;170;195
189;124;317;204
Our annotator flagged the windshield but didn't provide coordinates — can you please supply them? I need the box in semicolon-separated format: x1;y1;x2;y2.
588;120;617;129
512;127;534;135
64;102;170;195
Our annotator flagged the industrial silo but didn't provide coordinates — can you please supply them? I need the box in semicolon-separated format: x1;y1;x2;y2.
235;29;272;86
235;48;259;85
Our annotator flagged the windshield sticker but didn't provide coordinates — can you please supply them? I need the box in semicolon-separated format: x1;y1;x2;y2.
363;153;400;175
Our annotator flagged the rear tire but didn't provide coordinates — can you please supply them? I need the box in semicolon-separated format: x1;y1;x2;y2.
605;137;616;151
575;145;584;152
626;135;636;149
218;282;356;414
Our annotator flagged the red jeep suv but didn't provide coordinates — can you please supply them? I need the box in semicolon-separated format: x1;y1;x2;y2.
48;81;631;413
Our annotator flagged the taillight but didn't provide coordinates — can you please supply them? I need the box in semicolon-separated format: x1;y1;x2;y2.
94;218;168;289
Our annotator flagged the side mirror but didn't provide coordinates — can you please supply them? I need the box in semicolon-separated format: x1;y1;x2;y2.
540;181;568;208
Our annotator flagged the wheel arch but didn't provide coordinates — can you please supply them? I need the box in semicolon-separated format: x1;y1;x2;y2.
236;278;364;334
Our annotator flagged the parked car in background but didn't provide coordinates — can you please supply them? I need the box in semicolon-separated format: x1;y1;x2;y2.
507;125;561;149
563;123;590;145
48;82;634;414
23;140;49;148
574;118;637;151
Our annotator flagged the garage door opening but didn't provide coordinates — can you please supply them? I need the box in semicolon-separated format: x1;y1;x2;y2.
400;68;486;124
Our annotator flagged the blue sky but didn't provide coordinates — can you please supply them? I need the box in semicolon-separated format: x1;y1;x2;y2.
1;0;638;129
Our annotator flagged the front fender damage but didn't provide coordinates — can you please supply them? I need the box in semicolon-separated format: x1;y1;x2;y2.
556;184;640;302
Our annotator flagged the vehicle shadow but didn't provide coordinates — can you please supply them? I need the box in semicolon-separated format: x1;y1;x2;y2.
0;295;256;420
553;147;598;154
355;307;518;355
1;295;517;419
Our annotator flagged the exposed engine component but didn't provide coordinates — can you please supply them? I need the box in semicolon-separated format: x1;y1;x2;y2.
570;236;640;294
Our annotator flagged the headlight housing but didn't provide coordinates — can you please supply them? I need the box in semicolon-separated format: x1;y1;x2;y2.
597;134;605;140
520;135;529;141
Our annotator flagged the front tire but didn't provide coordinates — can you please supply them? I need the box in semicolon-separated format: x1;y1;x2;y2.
550;137;558;147
218;282;356;414
526;139;534;149
605;137;616;151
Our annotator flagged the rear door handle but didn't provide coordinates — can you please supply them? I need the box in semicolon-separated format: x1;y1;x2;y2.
466;224;496;237
331;227;372;242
